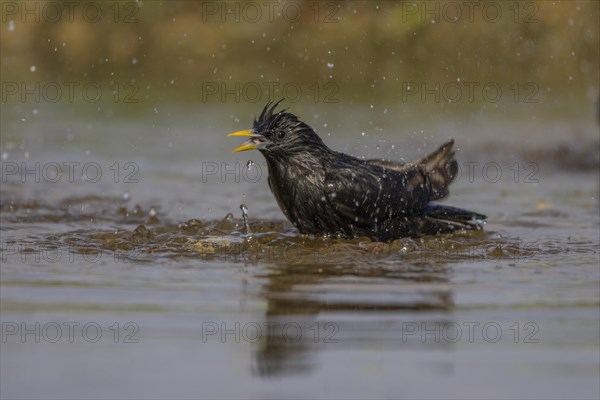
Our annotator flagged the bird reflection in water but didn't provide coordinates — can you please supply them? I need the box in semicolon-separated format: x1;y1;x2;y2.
250;249;455;378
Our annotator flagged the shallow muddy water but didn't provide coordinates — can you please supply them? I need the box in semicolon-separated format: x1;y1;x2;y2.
1;107;599;399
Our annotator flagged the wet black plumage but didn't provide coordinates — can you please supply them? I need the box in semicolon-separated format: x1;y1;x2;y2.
228;100;486;241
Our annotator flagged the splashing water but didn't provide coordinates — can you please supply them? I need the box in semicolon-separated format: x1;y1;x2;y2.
240;204;251;235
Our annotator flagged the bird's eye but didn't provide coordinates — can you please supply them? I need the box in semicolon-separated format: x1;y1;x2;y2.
276;131;285;140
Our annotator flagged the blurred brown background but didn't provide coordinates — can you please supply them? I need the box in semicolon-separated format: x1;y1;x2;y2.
2;0;598;111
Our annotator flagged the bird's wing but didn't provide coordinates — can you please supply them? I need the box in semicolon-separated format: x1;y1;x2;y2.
370;140;458;201
323;161;432;227
366;159;415;173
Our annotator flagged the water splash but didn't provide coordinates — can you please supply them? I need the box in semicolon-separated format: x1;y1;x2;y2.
240;204;251;235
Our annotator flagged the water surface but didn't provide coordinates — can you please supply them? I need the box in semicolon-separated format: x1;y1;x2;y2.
1;108;599;399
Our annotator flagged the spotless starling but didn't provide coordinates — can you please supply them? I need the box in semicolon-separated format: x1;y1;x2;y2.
228;100;486;241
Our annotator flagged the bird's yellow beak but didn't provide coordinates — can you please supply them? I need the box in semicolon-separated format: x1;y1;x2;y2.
228;129;261;153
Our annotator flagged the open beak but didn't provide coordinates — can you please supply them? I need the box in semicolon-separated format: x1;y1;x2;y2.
227;129;268;153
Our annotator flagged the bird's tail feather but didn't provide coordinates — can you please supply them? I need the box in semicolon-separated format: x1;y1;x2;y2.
418;139;458;201
378;204;486;239
420;204;486;234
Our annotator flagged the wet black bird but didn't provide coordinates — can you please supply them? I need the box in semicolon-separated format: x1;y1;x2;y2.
228;100;486;241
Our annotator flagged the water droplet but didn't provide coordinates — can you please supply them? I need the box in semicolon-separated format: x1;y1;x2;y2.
1;153;7;160
30;65;36;72
32;109;39;115
240;204;251;234
149;208;157;217
327;62;334;69
7;20;15;32
123;192;130;200
361;132;365;136
20;116;27;122
131;58;138;65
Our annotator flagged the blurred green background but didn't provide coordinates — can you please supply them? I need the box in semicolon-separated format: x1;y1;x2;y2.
1;0;598;115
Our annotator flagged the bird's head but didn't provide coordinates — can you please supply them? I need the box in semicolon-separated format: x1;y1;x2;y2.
228;100;327;156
